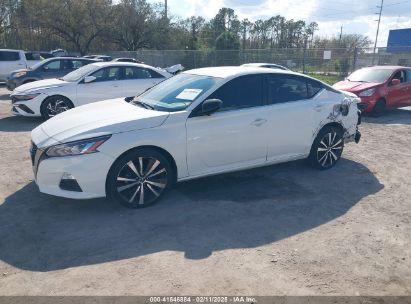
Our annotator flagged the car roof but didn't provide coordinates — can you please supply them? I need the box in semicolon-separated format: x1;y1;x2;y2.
242;63;282;66
360;65;410;70
184;66;296;78
88;61;162;70
0;49;23;52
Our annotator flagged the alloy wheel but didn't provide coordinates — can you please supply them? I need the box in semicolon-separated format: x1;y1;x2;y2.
115;156;168;206
316;131;343;168
46;99;71;117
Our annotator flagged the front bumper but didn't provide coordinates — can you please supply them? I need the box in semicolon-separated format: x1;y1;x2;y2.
32;144;114;199
10;94;45;117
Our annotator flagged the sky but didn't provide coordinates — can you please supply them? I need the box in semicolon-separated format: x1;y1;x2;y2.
148;0;411;47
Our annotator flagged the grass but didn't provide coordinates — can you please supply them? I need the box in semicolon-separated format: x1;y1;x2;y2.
305;73;344;85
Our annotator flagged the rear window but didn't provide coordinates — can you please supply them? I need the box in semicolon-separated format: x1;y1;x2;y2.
0;51;20;61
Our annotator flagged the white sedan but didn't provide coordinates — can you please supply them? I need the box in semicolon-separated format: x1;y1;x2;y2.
30;66;361;208
10;62;172;119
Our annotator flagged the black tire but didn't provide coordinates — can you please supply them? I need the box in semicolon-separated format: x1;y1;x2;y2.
40;95;74;120
308;126;344;170
107;148;173;208
372;99;386;117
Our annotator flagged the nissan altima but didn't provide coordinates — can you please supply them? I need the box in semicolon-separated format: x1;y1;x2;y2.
11;62;172;119
30;66;362;208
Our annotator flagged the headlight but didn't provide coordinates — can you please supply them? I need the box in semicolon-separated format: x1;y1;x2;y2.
45;135;111;157
12;71;27;78
358;88;376;97
12;93;41;101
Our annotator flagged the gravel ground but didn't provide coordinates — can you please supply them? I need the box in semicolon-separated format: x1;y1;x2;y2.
0;85;410;296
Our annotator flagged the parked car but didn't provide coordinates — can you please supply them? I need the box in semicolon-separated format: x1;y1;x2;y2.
25;51;54;60
30;66;361;208
333;65;411;114
113;57;143;63
11;62;172;119
241;63;290;70
6;57;97;90
84;55;112;61
0;49;41;82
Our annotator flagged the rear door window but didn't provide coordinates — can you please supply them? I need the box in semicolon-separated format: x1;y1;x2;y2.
124;67;153;79
0;51;20;61
268;75;308;103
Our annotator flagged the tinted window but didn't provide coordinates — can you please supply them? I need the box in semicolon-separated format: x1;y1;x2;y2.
25;52;41;60
307;79;324;98
43;60;61;71
0;51;20;61
148;69;165;78
90;67;121;82
124;67;152;79
268;75;308;103
208;74;264;111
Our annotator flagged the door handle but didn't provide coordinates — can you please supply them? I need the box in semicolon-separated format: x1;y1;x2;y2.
251;118;267;126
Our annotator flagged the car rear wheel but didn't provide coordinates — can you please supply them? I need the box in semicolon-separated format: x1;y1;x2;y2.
107;148;173;208
41;96;73;119
309;126;344;170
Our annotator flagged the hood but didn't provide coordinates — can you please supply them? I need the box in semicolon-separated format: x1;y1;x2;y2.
333;80;381;93
10;68;30;74
13;78;68;93
33;98;169;145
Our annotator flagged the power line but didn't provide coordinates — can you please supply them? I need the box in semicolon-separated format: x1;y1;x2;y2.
373;0;384;58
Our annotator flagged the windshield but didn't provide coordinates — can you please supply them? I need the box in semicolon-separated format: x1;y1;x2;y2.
134;73;222;112
62;64;98;82
347;68;394;83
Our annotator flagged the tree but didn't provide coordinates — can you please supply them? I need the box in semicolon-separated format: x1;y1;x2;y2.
25;0;113;55
111;0;155;51
215;31;240;50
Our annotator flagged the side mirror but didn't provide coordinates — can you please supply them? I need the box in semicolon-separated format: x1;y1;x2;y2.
84;76;96;84
201;99;222;116
391;78;400;86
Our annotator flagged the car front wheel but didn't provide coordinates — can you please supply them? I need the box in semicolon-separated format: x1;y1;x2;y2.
309;126;344;170
107;148;173;208
41;96;73;119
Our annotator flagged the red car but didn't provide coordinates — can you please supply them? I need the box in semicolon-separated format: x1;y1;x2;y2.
333;66;411;114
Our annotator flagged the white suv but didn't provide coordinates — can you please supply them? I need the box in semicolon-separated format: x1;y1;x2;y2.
31;67;362;208
0;49;40;82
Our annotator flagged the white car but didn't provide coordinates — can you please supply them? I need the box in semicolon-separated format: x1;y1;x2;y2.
30;66;361;208
10;62;172;119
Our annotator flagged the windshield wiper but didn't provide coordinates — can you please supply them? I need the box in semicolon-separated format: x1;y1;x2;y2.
133;100;155;110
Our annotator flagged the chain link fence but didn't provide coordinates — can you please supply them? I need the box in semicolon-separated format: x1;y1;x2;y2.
107;47;411;76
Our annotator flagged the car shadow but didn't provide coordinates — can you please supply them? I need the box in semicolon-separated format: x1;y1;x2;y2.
0;158;383;272
0;116;43;132
362;107;411;125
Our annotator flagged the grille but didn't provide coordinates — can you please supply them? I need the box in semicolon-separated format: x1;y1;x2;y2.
30;141;37;166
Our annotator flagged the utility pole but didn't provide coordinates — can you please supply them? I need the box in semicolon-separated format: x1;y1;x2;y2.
164;0;168;19
373;0;384;58
339;26;343;46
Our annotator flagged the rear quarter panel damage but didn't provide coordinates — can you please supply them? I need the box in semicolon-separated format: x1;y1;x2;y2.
313;90;360;143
